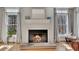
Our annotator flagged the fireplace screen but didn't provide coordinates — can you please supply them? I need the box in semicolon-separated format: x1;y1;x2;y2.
29;30;48;43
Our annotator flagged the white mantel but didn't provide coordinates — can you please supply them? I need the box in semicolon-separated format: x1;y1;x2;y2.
25;19;50;24
21;19;54;44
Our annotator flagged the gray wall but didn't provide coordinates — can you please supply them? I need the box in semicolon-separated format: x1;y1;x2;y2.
0;8;4;40
76;8;79;37
73;8;78;36
68;8;75;34
20;7;54;19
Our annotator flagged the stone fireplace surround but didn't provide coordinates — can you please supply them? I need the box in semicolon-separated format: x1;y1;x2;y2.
21;19;54;45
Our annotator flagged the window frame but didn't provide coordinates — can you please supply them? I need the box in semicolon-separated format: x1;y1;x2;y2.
56;9;69;36
8;15;17;35
7;13;18;37
5;12;18;38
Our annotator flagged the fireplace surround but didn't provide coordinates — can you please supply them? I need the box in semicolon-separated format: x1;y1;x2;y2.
29;30;48;43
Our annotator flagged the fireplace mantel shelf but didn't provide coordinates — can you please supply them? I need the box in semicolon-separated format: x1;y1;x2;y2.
25;19;50;24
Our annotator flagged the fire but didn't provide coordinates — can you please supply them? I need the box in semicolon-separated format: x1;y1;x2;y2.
32;34;41;43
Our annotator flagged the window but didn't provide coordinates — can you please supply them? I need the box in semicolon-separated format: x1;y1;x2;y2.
56;9;68;35
8;15;17;24
8;15;17;37
4;8;19;43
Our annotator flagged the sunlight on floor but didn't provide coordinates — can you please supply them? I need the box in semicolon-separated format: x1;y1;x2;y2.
0;45;13;51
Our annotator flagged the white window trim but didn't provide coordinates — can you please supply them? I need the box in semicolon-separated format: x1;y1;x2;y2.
5;12;19;43
5;8;19;12
56;9;69;37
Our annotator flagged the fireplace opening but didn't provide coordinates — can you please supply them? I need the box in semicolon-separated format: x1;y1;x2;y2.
29;30;48;43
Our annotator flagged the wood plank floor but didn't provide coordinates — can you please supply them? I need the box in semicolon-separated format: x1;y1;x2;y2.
0;43;56;51
1;42;72;51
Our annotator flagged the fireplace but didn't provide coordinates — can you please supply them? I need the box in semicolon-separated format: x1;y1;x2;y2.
29;30;48;43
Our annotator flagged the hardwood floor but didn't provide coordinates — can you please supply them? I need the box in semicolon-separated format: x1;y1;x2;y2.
0;42;73;51
0;43;56;51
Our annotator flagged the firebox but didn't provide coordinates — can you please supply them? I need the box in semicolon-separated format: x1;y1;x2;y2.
29;30;48;43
